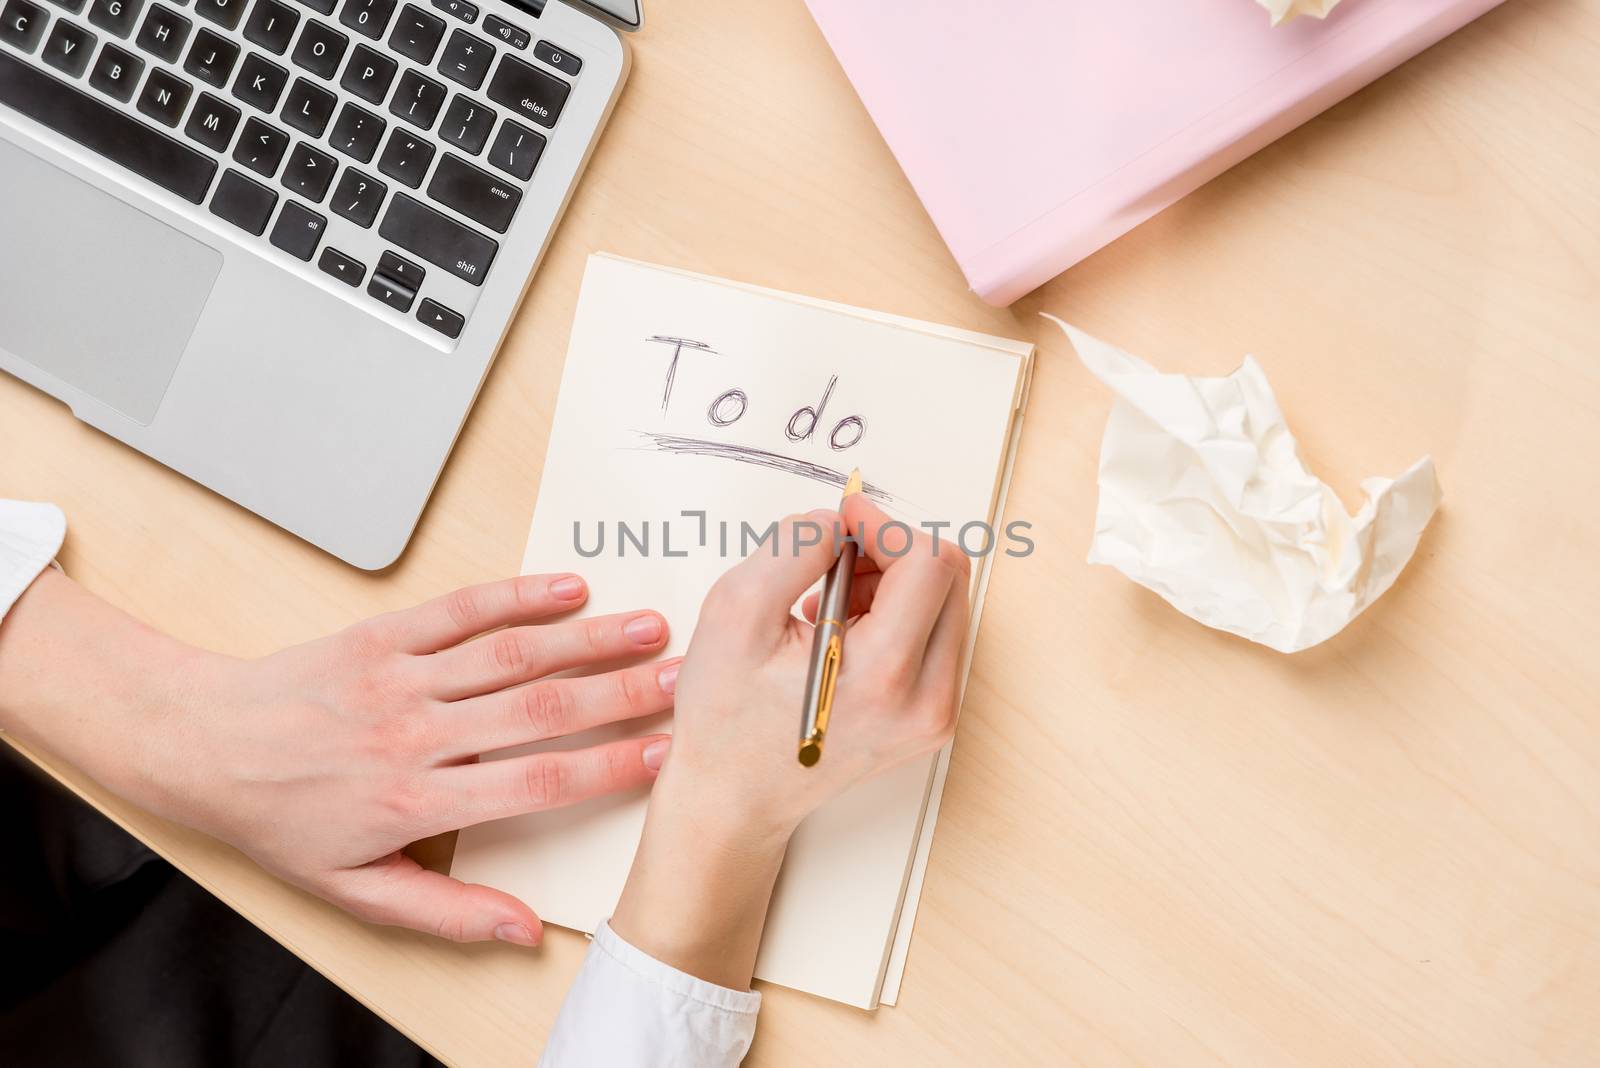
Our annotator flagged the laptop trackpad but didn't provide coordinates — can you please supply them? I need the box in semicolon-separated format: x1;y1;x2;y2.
0;140;222;426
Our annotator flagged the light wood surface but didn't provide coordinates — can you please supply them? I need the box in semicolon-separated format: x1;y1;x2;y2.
4;0;1599;1063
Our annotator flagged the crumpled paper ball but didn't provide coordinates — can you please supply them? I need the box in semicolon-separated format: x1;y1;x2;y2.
1258;0;1344;26
1050;316;1442;654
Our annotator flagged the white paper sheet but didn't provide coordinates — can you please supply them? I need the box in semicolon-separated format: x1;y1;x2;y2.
1257;0;1344;26
452;255;1031;1008
1051;316;1439;654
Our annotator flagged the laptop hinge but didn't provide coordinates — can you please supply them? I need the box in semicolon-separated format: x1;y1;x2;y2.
504;0;643;32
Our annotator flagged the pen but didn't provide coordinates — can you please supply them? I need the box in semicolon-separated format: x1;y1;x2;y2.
798;468;862;767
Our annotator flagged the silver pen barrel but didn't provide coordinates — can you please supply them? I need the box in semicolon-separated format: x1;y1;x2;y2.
799;537;856;766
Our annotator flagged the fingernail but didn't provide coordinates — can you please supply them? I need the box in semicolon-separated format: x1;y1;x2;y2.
656;662;679;695
494;923;539;947
624;614;663;645
642;738;670;771
550;576;585;601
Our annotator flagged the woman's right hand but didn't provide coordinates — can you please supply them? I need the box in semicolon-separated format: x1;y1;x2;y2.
662;493;970;838
610;494;971;988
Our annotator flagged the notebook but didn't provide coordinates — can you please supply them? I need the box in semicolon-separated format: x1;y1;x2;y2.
449;254;1033;1008
805;0;1507;305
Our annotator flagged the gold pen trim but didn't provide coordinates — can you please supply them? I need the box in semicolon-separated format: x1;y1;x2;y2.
798;632;843;767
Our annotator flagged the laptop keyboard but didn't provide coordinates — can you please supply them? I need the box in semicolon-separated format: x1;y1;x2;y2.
0;0;581;343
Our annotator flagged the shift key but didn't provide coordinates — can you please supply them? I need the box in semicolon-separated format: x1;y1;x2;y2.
378;192;498;285
427;153;522;234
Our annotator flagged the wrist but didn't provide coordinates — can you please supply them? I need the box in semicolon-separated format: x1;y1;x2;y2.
0;568;232;816
610;767;794;990
649;761;801;853
114;640;238;818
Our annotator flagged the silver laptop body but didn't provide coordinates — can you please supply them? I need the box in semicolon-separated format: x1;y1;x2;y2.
0;0;635;568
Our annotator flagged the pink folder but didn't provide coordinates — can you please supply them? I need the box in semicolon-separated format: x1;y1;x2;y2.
805;0;1506;306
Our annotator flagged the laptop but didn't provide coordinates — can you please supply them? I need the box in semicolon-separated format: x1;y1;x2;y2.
805;0;1507;306
0;0;641;568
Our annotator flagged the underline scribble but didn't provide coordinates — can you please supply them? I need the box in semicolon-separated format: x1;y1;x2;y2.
633;432;895;504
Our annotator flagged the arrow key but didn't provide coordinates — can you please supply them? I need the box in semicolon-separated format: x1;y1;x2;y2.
417;297;463;339
318;246;365;287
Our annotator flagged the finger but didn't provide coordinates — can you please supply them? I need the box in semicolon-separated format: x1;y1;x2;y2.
437;659;681;758
328;851;544;946
801;570;882;622
423;610;669;701
707;510;844;635
376;574;591;654
841;495;968;661
842;494;969;576
434;735;671;825
913;577;971;743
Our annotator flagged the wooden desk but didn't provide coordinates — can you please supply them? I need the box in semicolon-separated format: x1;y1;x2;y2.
3;0;1597;1063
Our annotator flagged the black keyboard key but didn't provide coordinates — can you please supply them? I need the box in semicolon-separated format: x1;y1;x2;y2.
438;94;489;154
532;39;579;77
209;167;276;233
429;0;471;23
282;139;334;200
1;0;48;51
329;165;384;225
232;52;286;110
388;67;442;128
291;19;344;78
378;192;495;285
269;199;325;260
280;75;334;135
136;65;191;125
0;47;216;202
486;54;566;129
233;114;288;175
338;42;394;103
328;100;383;161
135;5;188;62
183;27;237;87
437;28;488;89
376;249;423;287
88;43;142;101
184;90;239;149
318;246;364;285
485;117;541;180
367;271;414;312
427;152;518;233
88;0;143;39
46;0;84;12
481;15;525;50
417;297;462;338
375;126;430;186
193;0;244;30
388;3;440;63
338;0;393;40
243;0;297;53
41;19;94;76
291;0;332;15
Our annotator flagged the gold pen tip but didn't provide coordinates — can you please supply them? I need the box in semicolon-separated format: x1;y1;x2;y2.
844;468;862;498
798;740;822;767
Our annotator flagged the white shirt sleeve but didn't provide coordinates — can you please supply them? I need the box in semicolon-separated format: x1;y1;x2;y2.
539;921;761;1068
0;499;66;622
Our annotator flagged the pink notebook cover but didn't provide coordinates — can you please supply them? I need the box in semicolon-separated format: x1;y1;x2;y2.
805;0;1506;306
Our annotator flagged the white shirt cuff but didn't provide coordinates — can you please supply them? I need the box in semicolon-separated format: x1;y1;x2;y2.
539;921;761;1067
0;500;66;622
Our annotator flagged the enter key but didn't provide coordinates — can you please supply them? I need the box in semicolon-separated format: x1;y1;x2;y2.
426;152;523;234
